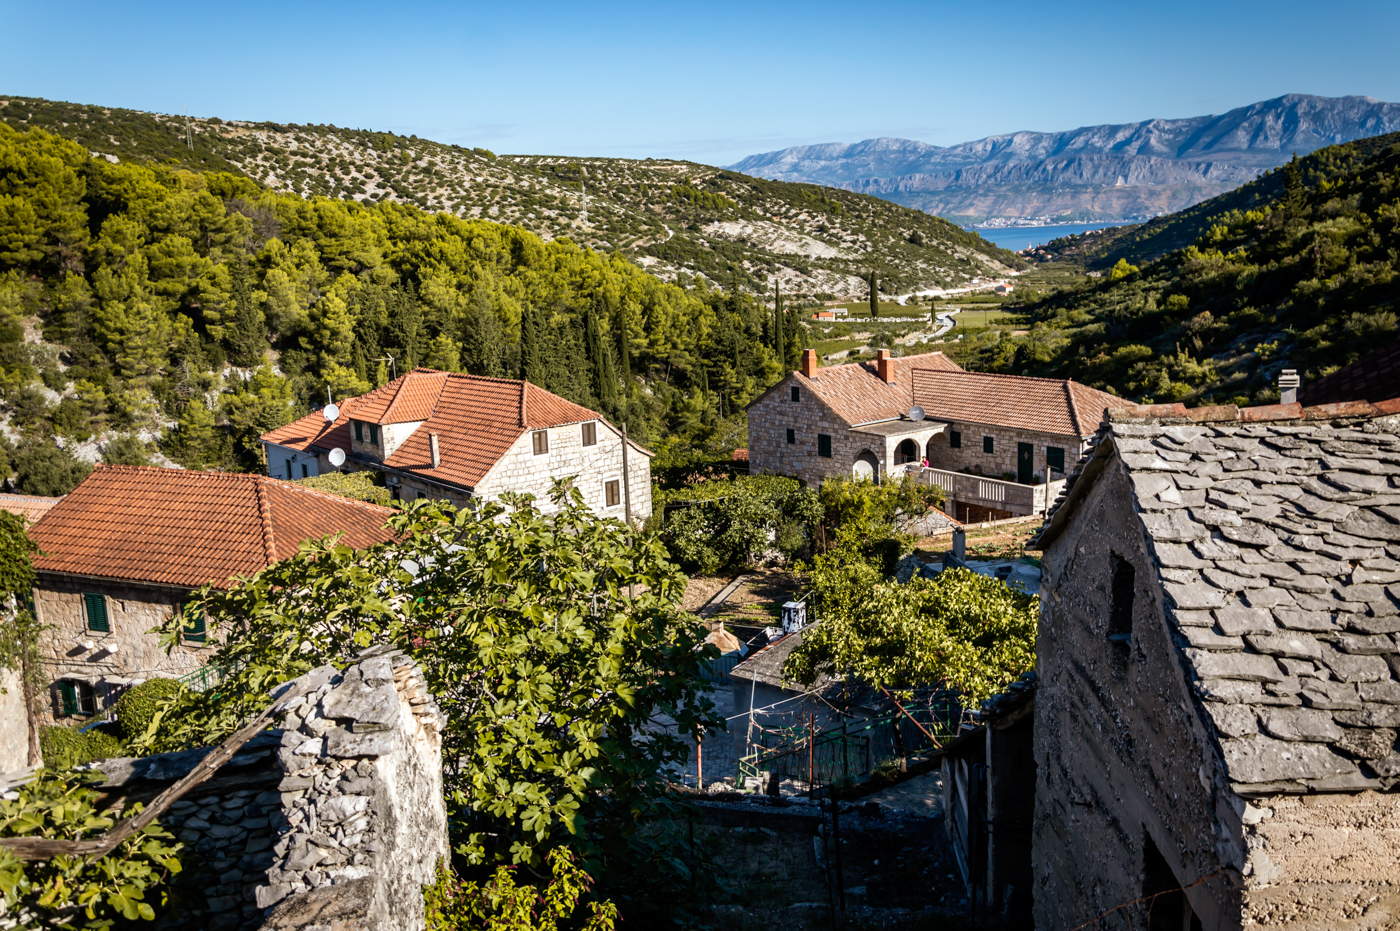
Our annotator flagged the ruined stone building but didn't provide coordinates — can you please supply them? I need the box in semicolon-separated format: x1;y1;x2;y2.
261;367;653;520
1031;399;1400;930
746;348;1128;520
28;466;395;725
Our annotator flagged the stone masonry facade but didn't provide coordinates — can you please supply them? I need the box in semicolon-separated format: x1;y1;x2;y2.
748;381;892;486
93;647;448;931
474;420;652;521
34;575;210;725
924;421;1089;483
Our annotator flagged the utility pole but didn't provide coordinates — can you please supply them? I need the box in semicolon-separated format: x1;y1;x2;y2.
184;107;192;150
621;422;633;530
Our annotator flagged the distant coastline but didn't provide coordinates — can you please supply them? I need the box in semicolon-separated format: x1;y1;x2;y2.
971;222;1136;252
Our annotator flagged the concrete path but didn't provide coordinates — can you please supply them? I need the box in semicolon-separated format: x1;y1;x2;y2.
862;770;944;817
697;574;751;621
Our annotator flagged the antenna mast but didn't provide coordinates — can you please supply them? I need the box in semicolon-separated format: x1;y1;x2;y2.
184;107;192;150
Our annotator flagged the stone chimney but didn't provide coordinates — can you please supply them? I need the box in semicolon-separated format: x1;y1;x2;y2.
1278;369;1300;405
877;349;892;383
429;433;440;469
801;348;818;378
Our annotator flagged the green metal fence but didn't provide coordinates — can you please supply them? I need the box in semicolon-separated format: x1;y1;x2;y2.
178;663;227;693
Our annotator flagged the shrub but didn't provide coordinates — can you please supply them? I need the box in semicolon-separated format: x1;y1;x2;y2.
102;434;154;466
116;678;189;743
13;441;93;495
295;470;392;506
39;723;127;769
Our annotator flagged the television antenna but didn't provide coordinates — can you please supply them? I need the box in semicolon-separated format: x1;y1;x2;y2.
374;355;396;381
184;107;192;150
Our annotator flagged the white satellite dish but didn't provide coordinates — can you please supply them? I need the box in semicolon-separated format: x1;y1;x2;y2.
908;406;925;422
328;448;346;468
323;403;340;422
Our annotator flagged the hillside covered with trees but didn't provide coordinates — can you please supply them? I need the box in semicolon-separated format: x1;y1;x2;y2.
0;95;1024;303
0;119;828;490
953;133;1400;406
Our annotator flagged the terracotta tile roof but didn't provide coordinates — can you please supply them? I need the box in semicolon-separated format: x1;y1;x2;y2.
795;352;963;425
1297;336;1400;407
261;369;631;492
0;494;62;524
910;369;1132;438
30;466;396;589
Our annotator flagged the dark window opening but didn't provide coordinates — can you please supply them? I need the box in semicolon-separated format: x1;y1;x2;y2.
417;491;428;500
606;480;621;507
791;386;800;402
532;430;549;455
1143;831;1201;931
301;463;309;478
1109;553;1136;644
391;485;402;501
285;460;293;481
368;424;379;445
84;593;108;633
983;435;994;454
354;421;364;442
1047;446;1065;475
950;430;961;449
786;428;795;444
58;680;96;717
582;422;597;446
817;434;832;458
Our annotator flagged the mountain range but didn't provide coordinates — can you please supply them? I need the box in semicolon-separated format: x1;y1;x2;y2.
727;95;1400;224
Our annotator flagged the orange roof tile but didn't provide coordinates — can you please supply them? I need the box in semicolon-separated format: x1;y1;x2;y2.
793;352;963;425
30;466;396;589
0;494;62;524
261;369;631;492
910;369;1132;438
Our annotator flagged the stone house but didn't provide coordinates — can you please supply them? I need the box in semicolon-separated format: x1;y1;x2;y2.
28;466;396;725
1030;398;1400;930
261;367;652;521
746;348;1128;520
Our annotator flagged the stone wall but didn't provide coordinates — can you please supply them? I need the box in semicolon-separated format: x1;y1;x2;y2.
1035;458;1245;930
747;375;886;486
924;422;1087;483
95;647;448;931
476;419;653;521
34;575;209;725
0;666;31;771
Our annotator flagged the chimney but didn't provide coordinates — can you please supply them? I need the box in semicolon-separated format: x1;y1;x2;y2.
429;433;440;469
877;348;892;383
1278;369;1300;405
801;348;818;378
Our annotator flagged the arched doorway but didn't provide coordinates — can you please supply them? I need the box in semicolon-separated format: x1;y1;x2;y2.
895;439;919;465
852;450;880;481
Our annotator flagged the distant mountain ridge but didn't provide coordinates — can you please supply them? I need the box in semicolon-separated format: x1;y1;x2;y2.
728;95;1400;224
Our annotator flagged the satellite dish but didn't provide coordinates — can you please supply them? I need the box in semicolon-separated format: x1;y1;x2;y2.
908;406;925;422
323;403;340;422
328;448;346;468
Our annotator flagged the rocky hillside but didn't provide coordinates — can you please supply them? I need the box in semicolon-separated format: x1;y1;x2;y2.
729;95;1400;224
0;95;1023;300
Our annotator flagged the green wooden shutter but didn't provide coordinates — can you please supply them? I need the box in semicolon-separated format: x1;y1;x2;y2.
1047;446;1065;475
180;602;207;643
84;593;109;633
59;680;78;716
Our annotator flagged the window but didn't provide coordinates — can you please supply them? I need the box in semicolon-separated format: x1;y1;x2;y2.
817;434;832;458
786;428;795;444
285;460;293;481
417;491;429;500
950;430;962;449
368;424;379;445
791;386;801;402
301;463;309;478
179;602;207;644
582;422;597;446
354;421;364;442
83;593;108;633
58;680;95;717
605;479;621;507
1109;553;1136;644
532;430;549;455
983;436;994;454
1046;446;1065;475
391;485;402;502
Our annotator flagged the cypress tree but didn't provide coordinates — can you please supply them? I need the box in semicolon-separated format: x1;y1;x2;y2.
519;307;541;383
773;282;786;369
612;306;631;384
584;310;617;411
869;271;879;318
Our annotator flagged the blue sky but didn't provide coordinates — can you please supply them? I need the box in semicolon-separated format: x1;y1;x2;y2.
2;0;1397;165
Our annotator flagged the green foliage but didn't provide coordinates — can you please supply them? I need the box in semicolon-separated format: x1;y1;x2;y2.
1108;258;1138;280
153;486;722;898
101;434;153;466
115;678;189;744
658;475;819;573
38;725;127;769
424;849;617;931
0;768;182;928
294;470;392;506
785;567;1037;705
13;441;92;496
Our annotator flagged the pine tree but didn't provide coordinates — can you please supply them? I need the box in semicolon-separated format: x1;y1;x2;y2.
1284;154;1305;214
519;307;541;383
773;282;786;370
225;258;268;367
869;271;879;318
460;295;505;378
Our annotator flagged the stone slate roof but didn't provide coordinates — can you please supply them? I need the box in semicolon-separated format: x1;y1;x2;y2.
1036;400;1400;796
30;466;396;589
263;368;646;492
910;368;1132;438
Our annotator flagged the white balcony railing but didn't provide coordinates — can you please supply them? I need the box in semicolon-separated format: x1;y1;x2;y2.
905;466;1064;517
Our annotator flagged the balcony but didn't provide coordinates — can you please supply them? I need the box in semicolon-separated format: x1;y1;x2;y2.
905;466;1064;520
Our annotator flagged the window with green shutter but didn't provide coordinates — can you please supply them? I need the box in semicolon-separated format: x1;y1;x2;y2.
180;602;207;644
983;436;994;454
369;424;380;445
1046;446;1065;475
57;680;95;717
354;420;364;442
59;680;78;716
83;593;109;633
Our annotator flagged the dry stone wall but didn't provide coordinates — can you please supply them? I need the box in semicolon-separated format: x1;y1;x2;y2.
95;646;447;931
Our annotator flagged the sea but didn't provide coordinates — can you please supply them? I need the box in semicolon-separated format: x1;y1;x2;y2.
971;222;1136;252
